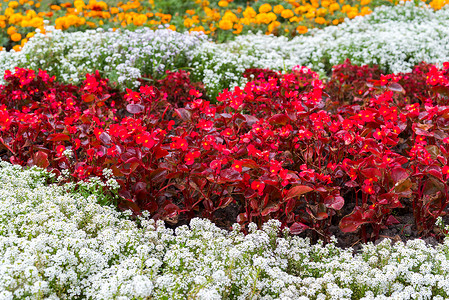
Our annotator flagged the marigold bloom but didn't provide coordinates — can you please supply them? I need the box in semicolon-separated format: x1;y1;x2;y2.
11;33;21;42
296;25;308;34
243;7;257;18
273;5;284;14
259;3;272;13
218;0;228;7
8;1;19;8
281;9;294;19
218;19;233;30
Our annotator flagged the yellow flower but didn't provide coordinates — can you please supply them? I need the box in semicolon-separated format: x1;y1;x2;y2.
222;11;238;22
218;18;233;30
341;5;351;13
305;11;315;19
186;9;195;15
347;10;357;18
259;3;272;13
51;5;61;10
361;0;371;5
316;8;327;16
111;7;119;14
233;23;243;34
7;26;16;35
243;7;256;18
218;0;228;7
74;0;85;10
329;3;340;12
332;19;339;25
133;14;147;26
315;16;326;24
296;25;308;34
168;24;176;31
360;6;371;15
8;1;18;8
281;9;294;19
184;17;194;28
321;0;330;7
190;25;205;32
11;32;21;42
273;4;284;14
267;20;280;33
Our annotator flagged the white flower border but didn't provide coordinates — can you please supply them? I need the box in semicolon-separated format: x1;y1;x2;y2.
1;161;449;299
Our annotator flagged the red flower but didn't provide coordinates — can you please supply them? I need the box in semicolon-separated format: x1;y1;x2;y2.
232;160;243;172
251;180;265;195
197;119;213;131
170;137;188;151
124;89;141;103
56;145;66;157
185;151;200;165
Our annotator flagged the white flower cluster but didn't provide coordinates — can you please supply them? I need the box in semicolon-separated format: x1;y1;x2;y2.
1;3;449;98
0;26;206;88
1;161;449;299
191;2;449;95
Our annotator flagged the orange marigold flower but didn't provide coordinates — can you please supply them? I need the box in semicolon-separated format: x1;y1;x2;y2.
11;33;21;42
259;3;272;13
296;25;308;34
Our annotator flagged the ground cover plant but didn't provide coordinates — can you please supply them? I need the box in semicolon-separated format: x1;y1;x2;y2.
3;161;449;299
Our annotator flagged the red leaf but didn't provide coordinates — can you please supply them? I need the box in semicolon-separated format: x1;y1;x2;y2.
82;94;96;103
99;132;112;145
386;215;400;226
268;113;290;125
387;83;405;94
154;145;169;159
324;195;344;210
316;212;329;220
126;104;145;114
47;133;70;142
339;206;365;233
360;168;381;179
261;203;280;216
164;203;179;218
237;212;248;223
34;151;49;168
174;108;191;122
284;185;313;200
391;167;409;184
431;86;449;97
290;222;309;234
218;197;234;209
240;159;259;169
285;198;296;214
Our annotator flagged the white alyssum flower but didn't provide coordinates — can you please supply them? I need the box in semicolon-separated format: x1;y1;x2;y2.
1;161;449;299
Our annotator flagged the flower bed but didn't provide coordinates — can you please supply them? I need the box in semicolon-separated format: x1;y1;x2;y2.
2;0;446;50
2;3;449;97
2;1;449;298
